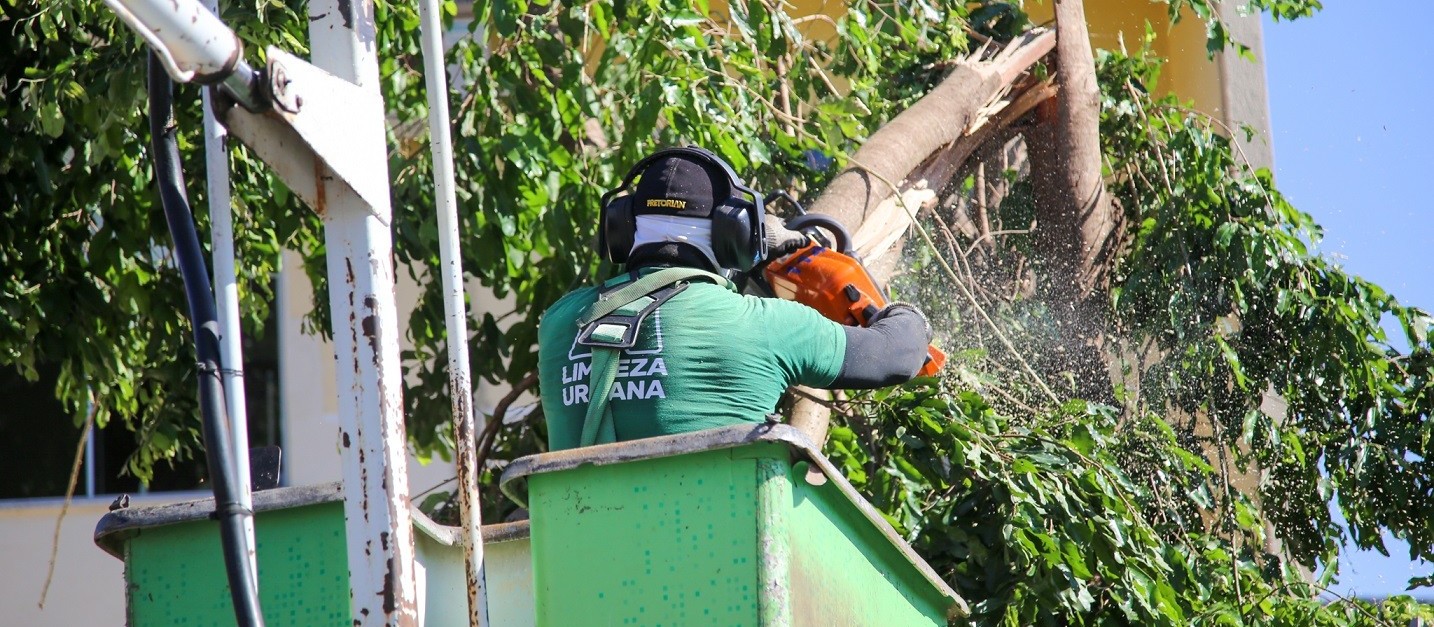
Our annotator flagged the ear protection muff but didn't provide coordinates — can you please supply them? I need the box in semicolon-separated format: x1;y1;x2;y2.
599;194;637;265
709;197;758;270
599;146;767;271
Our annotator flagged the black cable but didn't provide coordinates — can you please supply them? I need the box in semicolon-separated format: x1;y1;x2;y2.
147;51;265;627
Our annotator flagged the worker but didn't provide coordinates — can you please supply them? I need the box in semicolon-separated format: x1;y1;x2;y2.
537;146;933;450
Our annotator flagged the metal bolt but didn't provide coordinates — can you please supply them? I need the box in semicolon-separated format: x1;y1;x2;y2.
268;59;301;113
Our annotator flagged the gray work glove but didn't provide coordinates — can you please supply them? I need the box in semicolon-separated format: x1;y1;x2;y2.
868;302;933;344
763;214;810;260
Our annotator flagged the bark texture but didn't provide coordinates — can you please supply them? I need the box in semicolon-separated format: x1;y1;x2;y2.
1026;0;1122;402
1029;0;1120;300
806;30;1055;237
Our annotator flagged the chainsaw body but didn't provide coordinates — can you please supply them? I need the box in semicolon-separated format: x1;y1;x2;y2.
761;214;946;377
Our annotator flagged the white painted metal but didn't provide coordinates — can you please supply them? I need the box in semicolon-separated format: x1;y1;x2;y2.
101;0;239;82
221;102;364;214
214;52;388;210
415;1;487;623
198;0;259;590
218;48;389;212
307;0;421;624
263;48;390;211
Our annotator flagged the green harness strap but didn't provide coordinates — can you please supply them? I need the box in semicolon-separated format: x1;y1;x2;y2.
578;267;733;326
576;267;733;447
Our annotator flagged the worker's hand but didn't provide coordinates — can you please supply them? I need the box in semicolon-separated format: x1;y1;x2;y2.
763;214;810;260
868;302;933;343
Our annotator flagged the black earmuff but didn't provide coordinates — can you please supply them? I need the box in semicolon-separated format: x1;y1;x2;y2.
710;198;758;271
599;195;636;264
599;146;767;271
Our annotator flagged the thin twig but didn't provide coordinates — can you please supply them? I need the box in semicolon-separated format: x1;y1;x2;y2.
775;54;795;136
684;64;812;130
1216;435;1245;611
928;209;979;311
38;402;96;609
415;475;458;499
966;228;1033;253
1152;102;1278;213
790;386;869;422
975;162;992;252
1207;580;1399;627
986;383;1040;415
845;156;1060;406
474;371;541;472
922;195;984;310
801;48;867;113
962;25;994;48
1126;82;1176;197
789;13;839;30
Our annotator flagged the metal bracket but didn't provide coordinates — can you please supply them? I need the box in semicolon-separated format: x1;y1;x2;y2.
218;47;390;220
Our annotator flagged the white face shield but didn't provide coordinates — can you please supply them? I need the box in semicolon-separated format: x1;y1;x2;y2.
631;214;720;269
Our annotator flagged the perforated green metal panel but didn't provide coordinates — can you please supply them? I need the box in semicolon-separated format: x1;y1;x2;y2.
528;446;775;625
786;461;951;626
124;501;348;626
517;432;961;626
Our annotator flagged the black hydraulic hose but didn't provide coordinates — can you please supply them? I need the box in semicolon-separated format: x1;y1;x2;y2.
147;51;265;627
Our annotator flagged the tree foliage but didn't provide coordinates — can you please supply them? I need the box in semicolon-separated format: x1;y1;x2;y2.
848;21;1434;623
1159;0;1323;57
3;0;1428;623
1;0;313;477
858;21;1433;621
839;380;1432;625
1098;46;1434;571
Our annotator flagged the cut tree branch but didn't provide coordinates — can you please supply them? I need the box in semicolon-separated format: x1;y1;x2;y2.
806;28;1055;239
789;28;1061;441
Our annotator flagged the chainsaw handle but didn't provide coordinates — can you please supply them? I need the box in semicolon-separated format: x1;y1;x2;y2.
784;213;853;255
764;190;806;215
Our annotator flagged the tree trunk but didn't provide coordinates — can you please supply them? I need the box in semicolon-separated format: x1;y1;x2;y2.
1026;0;1122;402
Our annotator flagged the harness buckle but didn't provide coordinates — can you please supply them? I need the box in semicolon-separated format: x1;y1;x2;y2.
576;282;690;351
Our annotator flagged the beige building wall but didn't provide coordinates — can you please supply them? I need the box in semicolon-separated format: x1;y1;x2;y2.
1026;0;1273;169
2;494;203;626
1215;1;1275;169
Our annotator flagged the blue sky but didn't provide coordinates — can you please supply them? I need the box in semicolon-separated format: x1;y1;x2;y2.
1262;0;1434;601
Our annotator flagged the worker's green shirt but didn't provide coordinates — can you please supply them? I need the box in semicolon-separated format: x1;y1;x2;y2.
537;270;847;450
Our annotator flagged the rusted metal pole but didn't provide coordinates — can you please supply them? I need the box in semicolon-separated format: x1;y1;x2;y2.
415;0;488;624
308;0;421;623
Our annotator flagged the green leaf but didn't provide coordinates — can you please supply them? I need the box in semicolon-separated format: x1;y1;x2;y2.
38;102;64;138
666;10;704;28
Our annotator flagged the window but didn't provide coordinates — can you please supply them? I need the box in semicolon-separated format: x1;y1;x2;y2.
0;299;282;499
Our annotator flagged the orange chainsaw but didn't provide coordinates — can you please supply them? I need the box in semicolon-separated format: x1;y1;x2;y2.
758;205;946;378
